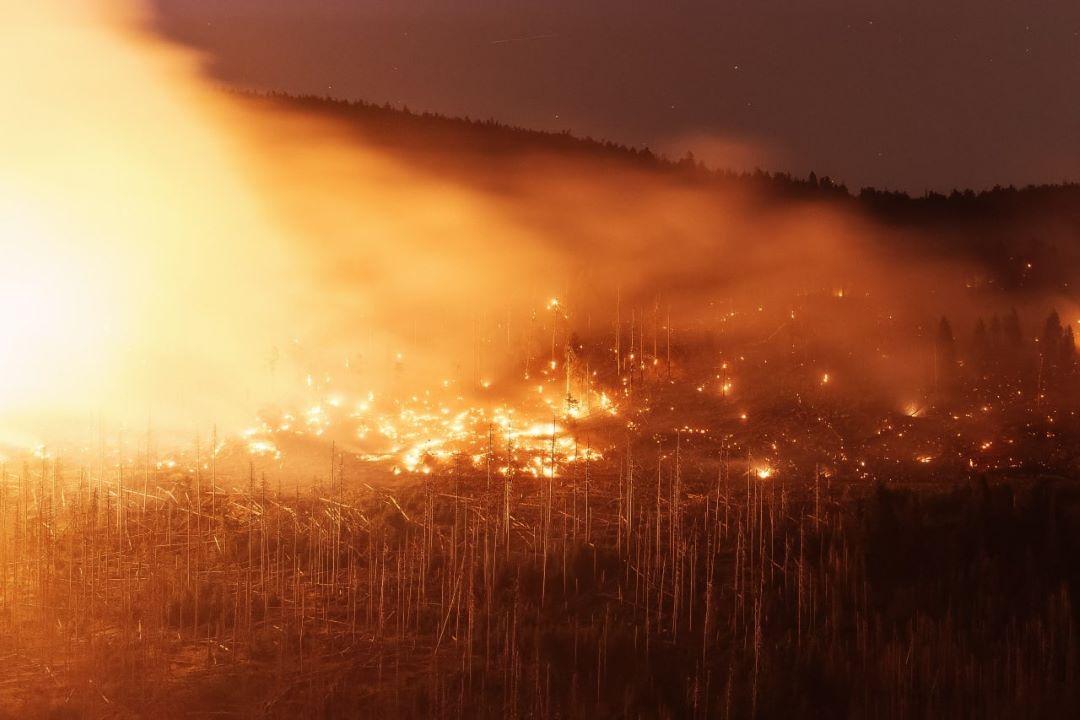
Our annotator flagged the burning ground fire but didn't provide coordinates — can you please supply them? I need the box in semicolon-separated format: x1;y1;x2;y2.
237;377;611;479
0;280;1073;500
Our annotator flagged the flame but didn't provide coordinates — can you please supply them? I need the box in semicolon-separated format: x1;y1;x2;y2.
0;206;115;410
0;0;301;441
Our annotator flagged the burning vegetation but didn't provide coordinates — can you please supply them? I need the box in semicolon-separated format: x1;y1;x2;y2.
1;1;1080;718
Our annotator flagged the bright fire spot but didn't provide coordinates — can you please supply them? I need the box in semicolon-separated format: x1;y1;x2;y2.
0;204;115;413
754;465;774;480
248;439;280;458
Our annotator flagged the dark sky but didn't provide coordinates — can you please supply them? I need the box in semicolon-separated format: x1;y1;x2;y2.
151;0;1080;193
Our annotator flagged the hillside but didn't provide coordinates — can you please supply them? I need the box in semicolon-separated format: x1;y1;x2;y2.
250;92;1080;293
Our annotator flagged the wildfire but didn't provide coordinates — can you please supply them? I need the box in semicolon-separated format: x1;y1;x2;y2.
236;373;613;478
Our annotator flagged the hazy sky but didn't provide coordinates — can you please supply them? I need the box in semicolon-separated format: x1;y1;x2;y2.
151;0;1080;193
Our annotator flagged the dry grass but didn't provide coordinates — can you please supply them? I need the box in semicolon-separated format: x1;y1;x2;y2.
0;443;1077;718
